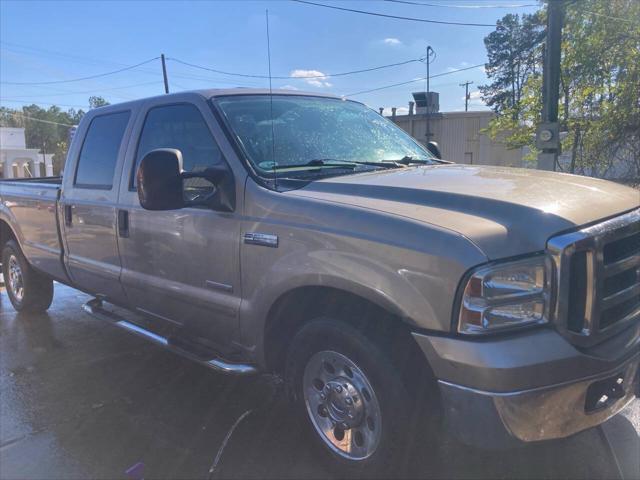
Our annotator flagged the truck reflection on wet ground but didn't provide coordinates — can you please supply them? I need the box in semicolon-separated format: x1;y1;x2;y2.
1;284;638;479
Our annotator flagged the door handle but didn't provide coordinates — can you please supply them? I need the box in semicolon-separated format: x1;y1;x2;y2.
118;210;129;238
64;205;73;227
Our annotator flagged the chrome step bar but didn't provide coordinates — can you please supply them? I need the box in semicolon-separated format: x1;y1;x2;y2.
82;298;257;376
116;320;169;346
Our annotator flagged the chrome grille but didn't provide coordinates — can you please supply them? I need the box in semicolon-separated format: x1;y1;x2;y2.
548;208;640;347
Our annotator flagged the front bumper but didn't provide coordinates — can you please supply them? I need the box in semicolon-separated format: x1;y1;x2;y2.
439;356;638;447
412;323;640;448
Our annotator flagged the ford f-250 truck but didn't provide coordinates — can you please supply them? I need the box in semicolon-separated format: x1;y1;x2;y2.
1;90;639;476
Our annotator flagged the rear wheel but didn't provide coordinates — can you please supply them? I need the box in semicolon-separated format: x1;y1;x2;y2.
285;317;437;477
2;240;54;312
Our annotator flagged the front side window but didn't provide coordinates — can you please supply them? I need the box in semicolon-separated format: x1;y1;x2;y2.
133;104;224;194
215;95;434;177
74;111;130;188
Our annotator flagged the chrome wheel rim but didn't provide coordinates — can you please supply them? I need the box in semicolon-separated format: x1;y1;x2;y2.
303;350;382;461
8;255;24;302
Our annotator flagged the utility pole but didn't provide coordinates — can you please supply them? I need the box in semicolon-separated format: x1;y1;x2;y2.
460;81;474;111
536;0;564;170
161;54;169;94
425;45;434;143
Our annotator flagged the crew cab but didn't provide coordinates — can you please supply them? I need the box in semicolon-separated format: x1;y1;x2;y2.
1;90;638;476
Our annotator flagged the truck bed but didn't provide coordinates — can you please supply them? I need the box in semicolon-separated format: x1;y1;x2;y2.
0;176;62;185
0;177;67;281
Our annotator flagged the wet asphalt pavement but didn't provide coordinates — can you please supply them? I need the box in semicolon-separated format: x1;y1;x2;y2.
1;283;638;480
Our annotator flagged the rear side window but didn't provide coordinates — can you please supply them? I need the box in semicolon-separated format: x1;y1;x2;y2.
75;111;130;188
132;103;224;188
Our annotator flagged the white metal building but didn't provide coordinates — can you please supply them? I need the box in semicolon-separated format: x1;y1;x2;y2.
0;127;54;179
387;93;525;167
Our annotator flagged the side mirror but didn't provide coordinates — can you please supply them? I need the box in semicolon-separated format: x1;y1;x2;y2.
137;149;235;212
137;149;184;210
426;141;442;159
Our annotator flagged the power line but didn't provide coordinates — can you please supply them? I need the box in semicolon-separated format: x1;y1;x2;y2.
384;0;537;8
582;9;638;24
0;112;75;127
291;0;496;27
169;81;193;91
346;63;485;96
1;99;89;109
168;56;426;80
0;40;146;71
389;0;638;23
0;81;162;99
2;40;416;89
0;45;136;101
1;57;160;85
1;42;265;88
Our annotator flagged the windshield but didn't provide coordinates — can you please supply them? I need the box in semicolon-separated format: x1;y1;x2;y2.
214;95;434;175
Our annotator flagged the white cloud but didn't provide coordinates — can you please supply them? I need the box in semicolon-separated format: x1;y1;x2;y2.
469;91;482;100
383;37;402;46
290;69;332;88
280;84;299;91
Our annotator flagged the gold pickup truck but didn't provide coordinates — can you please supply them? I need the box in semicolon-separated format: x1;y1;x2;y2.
1;90;638;476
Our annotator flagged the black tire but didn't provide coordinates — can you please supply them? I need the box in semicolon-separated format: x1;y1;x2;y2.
285;317;438;478
2;239;54;312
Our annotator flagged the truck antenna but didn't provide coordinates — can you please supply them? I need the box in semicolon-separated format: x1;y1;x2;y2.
266;9;277;191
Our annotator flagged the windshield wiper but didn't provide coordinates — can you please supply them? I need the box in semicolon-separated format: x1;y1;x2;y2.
271;159;357;171
350;159;407;169
386;155;433;165
391;155;453;165
272;159;405;171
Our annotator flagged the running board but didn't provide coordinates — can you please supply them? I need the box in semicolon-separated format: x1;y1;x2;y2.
82;298;257;376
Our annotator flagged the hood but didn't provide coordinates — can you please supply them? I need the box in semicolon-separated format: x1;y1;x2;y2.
287;165;640;259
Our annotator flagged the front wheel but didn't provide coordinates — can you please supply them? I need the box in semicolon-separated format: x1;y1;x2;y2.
286;318;434;477
2;240;54;312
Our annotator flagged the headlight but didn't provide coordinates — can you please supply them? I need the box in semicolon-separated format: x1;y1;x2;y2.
458;255;553;335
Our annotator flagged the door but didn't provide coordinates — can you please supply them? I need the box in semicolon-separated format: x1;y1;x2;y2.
60;109;132;303
117;100;241;349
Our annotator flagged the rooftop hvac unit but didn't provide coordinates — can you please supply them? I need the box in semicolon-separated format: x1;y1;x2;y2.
412;92;439;114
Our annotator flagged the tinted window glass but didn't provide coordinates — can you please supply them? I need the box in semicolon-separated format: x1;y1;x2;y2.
133;104;224;191
75;111;130;188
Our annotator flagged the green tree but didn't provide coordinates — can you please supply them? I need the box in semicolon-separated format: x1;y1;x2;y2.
482;0;640;180
560;0;640;178
88;96;110;109
479;12;545;121
0;102;88;175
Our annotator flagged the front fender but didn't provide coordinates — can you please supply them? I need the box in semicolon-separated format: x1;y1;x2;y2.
238;180;488;367
239;230;486;365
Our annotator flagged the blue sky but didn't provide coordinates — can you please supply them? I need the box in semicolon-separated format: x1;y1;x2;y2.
0;0;540;114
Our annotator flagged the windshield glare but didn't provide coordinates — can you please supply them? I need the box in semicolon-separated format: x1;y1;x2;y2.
215;95;434;174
